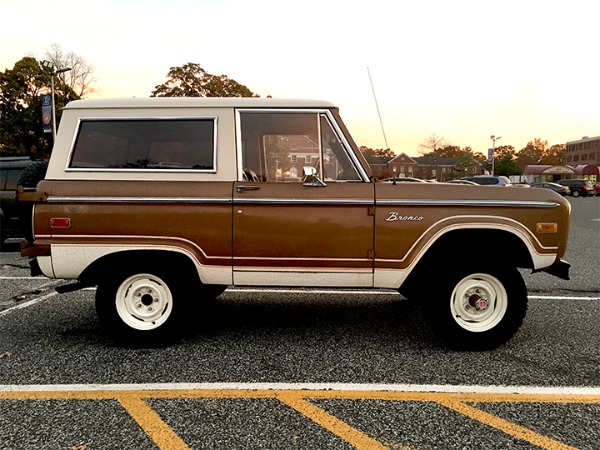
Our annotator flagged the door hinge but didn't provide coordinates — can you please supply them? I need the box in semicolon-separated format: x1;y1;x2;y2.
367;249;374;259
368;206;375;216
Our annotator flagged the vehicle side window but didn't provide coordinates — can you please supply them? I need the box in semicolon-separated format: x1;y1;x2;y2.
69;119;216;171
5;168;23;190
320;115;361;181
239;111;361;182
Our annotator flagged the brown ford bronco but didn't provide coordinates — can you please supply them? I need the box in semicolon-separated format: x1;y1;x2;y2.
19;98;571;349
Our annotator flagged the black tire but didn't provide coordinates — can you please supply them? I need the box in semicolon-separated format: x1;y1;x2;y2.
95;265;184;346
17;160;49;241
0;217;7;251
202;285;227;299
423;264;528;351
571;189;580;197
17;160;49;188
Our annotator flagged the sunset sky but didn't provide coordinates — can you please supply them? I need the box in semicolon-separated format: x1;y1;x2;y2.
2;0;598;156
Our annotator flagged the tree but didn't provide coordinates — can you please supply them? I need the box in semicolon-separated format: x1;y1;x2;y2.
151;63;259;97
418;134;449;156
492;145;521;176
472;152;487;163
1;45;94;156
540;144;566;165
44;43;96;98
516;138;548;169
359;146;395;158
0;57;51;155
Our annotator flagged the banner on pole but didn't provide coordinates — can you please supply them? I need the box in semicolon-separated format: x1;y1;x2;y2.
487;148;494;163
42;94;52;134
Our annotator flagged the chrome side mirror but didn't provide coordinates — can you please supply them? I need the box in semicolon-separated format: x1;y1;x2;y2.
302;166;327;187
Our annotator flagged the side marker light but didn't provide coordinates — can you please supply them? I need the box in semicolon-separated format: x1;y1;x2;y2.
536;223;557;234
50;218;71;229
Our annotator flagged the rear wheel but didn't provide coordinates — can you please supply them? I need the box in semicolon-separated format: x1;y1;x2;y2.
96;266;182;345
571;189;580;197
423;264;528;350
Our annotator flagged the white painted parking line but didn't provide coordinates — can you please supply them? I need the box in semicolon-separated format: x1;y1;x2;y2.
2;277;599;300
0;277;50;280
1;382;596;450
0;291;58;317
1;382;599;395
1;281;598;317
529;295;600;300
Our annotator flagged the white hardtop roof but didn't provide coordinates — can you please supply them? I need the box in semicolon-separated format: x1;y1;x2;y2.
64;97;337;110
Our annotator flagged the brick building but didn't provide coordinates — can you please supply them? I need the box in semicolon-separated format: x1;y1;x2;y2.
566;136;599;166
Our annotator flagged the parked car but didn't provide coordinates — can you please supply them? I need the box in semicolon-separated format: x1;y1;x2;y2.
594;182;600;196
380;177;427;183
17;97;572;350
461;175;512;186
0;157;49;248
557;179;596;197
446;179;478;185
530;182;571;196
511;182;531;188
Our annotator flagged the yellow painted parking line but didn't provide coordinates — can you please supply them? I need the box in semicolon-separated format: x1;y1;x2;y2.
277;392;388;450
1;387;598;450
117;395;190;450
436;397;577;450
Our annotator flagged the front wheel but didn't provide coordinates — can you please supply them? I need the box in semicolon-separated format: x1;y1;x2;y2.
571;189;580;197
424;265;528;350
96;268;182;345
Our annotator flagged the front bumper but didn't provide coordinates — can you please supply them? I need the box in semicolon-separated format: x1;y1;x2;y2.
537;259;571;281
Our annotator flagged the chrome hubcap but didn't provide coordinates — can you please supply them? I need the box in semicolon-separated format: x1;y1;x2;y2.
450;273;507;332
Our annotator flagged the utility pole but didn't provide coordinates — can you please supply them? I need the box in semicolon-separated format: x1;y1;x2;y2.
41;61;72;140
490;135;502;175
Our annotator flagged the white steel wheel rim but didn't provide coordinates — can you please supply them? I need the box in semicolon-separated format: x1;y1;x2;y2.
450;273;508;332
115;273;173;331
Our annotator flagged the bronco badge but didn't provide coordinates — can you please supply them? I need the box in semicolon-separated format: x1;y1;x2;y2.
385;212;424;222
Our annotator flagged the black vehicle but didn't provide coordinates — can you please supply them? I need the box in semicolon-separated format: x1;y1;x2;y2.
0;157;48;248
530;182;571;196
557;179;596;197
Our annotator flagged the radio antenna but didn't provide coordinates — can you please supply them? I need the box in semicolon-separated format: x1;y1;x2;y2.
367;67;389;149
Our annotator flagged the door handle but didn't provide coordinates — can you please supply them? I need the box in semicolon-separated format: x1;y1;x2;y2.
236;185;261;193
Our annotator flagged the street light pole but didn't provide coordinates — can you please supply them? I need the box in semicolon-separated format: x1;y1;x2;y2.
41;61;72;140
490;135;502;175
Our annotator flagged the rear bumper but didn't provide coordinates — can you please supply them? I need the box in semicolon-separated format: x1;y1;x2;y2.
20;240;50;257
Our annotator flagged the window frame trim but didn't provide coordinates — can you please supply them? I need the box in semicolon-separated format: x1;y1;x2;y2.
235;108;369;183
65;116;219;174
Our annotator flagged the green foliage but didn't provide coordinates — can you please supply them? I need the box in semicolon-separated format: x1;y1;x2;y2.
540;144;566;165
151;63;259;98
415;135;568;174
516;138;548;169
0;56;81;156
359;146;395;157
0;57;51;156
491;145;521;176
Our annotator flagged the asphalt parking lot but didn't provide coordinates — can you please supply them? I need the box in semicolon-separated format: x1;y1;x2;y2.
1;197;599;449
